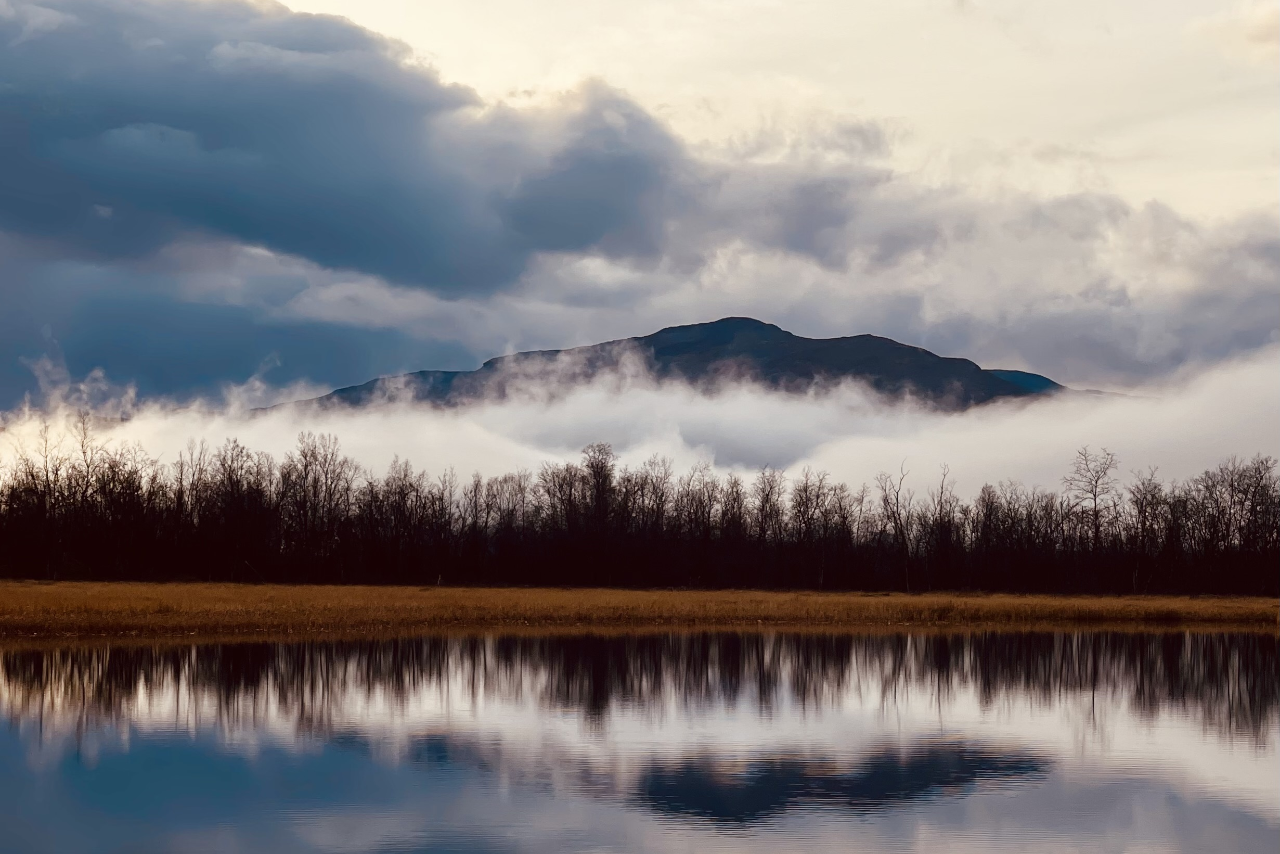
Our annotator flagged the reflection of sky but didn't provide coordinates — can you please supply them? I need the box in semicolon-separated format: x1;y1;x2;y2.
13;673;1270;819
0;727;1275;854
0;635;1277;853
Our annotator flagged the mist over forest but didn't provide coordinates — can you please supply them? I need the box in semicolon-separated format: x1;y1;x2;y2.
2;405;1275;593
0;0;1275;597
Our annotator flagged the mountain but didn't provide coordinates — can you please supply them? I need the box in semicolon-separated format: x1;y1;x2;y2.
986;369;1064;394
300;317;1062;410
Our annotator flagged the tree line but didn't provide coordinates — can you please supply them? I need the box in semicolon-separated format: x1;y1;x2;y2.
0;418;1276;594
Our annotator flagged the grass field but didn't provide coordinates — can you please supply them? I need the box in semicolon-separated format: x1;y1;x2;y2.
0;581;1274;642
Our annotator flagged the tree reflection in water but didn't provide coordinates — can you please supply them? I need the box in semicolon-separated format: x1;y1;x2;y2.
1;632;1274;745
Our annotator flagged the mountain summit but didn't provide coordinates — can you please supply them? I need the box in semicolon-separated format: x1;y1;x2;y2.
302;317;1061;410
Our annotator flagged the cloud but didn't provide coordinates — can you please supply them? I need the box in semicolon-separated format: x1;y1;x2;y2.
1191;2;1279;66
0;233;475;404
0;0;685;291
0;0;1275;407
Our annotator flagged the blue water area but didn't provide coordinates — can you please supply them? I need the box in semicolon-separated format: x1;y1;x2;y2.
0;632;1275;853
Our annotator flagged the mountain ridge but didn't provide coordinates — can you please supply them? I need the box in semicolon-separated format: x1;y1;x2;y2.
294;317;1062;410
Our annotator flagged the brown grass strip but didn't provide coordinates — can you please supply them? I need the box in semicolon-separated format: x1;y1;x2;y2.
0;581;1274;642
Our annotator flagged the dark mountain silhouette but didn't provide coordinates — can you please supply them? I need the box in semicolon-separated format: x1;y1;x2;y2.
300;317;1062;410
635;746;1048;824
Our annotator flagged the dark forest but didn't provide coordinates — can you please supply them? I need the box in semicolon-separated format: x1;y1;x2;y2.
1;421;1276;594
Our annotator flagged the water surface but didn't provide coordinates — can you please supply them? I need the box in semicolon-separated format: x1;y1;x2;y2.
1;632;1275;853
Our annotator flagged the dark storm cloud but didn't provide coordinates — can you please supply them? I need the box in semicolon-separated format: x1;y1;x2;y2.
0;0;685;292
0;0;701;405
0;235;473;406
59;296;471;400
502;97;683;258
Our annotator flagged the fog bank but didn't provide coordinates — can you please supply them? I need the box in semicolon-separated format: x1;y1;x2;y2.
2;347;1276;496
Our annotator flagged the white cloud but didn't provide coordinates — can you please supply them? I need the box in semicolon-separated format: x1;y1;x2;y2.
286;0;1280;219
1191;1;1280;65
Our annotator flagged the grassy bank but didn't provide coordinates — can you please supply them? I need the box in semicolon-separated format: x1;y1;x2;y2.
0;582;1274;641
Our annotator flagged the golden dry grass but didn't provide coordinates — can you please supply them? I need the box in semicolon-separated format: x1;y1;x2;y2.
0;581;1274;642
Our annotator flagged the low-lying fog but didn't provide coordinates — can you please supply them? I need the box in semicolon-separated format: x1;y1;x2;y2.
2;347;1277;495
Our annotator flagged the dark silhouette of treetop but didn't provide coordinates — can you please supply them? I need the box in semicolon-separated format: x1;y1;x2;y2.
0;426;1275;594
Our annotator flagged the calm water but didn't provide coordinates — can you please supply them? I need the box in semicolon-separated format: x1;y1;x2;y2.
0;632;1275;853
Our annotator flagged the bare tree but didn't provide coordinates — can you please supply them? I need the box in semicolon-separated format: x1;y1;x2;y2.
1063;446;1119;551
876;463;914;591
751;468;787;544
581;442;617;533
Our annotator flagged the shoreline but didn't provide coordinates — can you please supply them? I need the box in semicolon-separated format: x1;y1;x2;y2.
0;582;1274;644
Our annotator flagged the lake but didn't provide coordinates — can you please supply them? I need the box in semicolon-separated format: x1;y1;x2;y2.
0;632;1275;853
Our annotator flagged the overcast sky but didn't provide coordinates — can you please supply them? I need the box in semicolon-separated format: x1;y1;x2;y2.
0;0;1276;407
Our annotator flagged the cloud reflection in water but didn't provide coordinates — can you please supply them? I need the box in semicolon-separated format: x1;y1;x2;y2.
0;632;1275;853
